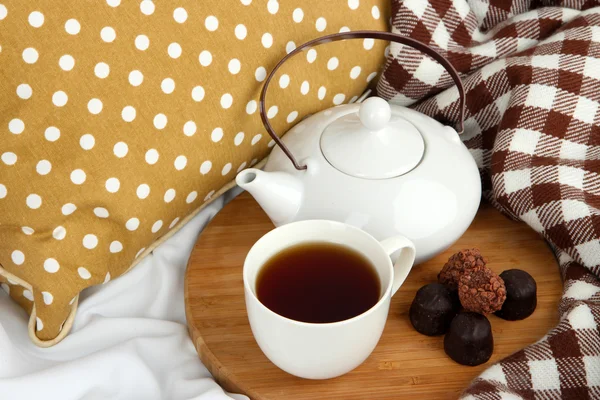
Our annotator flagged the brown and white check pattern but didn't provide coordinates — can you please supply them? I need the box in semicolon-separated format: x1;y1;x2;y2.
378;0;600;398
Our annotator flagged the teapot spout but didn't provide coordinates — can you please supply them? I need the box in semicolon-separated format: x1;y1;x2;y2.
236;168;303;225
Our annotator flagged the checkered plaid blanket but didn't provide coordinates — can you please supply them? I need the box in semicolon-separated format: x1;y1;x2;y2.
377;0;600;398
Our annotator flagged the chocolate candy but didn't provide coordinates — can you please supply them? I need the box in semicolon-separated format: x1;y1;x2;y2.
458;265;506;314
444;312;493;366
495;269;537;321
438;248;486;289
409;283;460;336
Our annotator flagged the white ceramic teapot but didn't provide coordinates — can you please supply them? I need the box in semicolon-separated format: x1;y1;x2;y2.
236;31;481;265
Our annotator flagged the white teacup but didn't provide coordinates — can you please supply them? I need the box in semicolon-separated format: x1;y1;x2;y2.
243;219;416;380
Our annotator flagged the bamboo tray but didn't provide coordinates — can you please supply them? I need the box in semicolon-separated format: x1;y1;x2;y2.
185;192;562;399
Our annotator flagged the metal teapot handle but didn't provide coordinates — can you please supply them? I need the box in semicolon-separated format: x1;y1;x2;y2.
259;30;466;171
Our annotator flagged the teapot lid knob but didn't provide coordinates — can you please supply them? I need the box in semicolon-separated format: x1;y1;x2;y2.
359;97;391;131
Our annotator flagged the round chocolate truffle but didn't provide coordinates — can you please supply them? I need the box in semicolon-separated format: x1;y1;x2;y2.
438;249;487;289
495;269;537;321
444;312;493;366
409;283;461;336
458;265;506;314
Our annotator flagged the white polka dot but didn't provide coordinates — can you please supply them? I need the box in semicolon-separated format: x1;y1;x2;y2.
173;7;187;23
205;15;219;31
16;84;32;99
107;0;120;7
46;229;65;246
168;42;182;58
183;121;196;136
88;98;103;114
121;106;136;122
246;100;257;114
350;66;361;79
300;81;310;95
267;106;278;119
36;317;44;331
261;33;273;48
348;0;359;10
267;0;279;14
153;113;167;129
2;152;17;165
186;191;198;203
174;155;187;170
94;207;109;218
1;283;8;295
327;57;339;70
140;0;154;15
135;35;149;50
109;241;123;253
105;177;120;193
113;142;128;158
286;41;296;54
318;86;327;100
255;66;267;82
129;70;144;86
101;26;116;42
211;127;224;142
82;234;98;249
316;17;327;32
161;78;175;94
237;161;248;173
372;5;380;19
70;169;86;185
240;0;252;4
287;111;298;123
59;55;75;71
22;48;39;64
126;217;140;231
279;74;290;88
191;86;205;102
94;62;110;78
8;119;24;134
26;194;41;209
199;50;212;66
151;220;163;233
22;226;35;235
293;8;304;23
235;24;247;40
36;160;51;175
222;163;232;175
228;58;241;74
340;26;350;33
61;203;76;215
251;134;262;145
42;291;53;305
28;11;44;27
145;149;159;164
164;188;176;203
234;132;245;146
333;93;346;105
78;267;92;279
44;258;60;273
367;72;378;82
52;91;68;107
220;93;233;109
23;290;34;301
169;217;180;229
136;183;150;199
204;190;216;201
0;184;6;199
80;134;95;150
200;160;212;175
363;38;374;50
307;48;317;63
65;19;81;35
136;248;146;258
11;250;24;265
45;126;60;141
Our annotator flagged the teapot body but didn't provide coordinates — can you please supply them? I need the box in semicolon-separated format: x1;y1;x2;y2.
261;103;481;265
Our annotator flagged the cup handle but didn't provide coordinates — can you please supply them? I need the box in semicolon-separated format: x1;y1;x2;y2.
379;236;416;296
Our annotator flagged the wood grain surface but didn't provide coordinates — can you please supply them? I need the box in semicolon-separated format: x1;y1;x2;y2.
185;192;563;399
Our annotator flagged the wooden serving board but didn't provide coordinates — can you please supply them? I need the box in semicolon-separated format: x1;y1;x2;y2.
185;192;563;399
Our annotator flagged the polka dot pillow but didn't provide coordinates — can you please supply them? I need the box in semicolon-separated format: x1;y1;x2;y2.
0;0;389;346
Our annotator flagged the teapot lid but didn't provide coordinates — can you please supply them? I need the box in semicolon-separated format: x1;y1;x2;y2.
320;97;425;179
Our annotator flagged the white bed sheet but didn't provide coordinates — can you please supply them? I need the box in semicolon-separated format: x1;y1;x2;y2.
0;187;248;400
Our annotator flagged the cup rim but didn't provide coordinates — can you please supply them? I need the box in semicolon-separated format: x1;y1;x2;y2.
243;219;394;328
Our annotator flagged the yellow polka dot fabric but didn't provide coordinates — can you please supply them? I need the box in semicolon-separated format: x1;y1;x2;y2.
0;0;389;346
